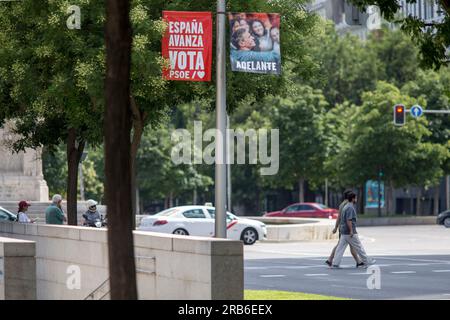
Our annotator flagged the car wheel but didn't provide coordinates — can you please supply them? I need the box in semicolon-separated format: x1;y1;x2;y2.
444;218;450;228
173;228;189;236
241;227;258;245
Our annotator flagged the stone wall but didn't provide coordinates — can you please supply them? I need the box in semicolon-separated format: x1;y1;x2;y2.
247;217;338;241
0;221;243;300
0;236;36;300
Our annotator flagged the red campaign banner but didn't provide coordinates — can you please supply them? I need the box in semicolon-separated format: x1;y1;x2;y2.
162;11;212;82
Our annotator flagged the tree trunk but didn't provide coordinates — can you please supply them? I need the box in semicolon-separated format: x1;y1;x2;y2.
169;191;174;208
416;188;422;216
387;180;395;215
130;96;146;229
298;178;305;202
358;185;364;214
105;0;137;300
255;187;261;214
433;185;440;216
66;128;84;226
193;188;197;205
165;196;169;209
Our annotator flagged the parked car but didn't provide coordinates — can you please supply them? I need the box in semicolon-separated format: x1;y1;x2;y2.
264;202;339;219
0;206;17;222
137;205;267;245
437;210;450;228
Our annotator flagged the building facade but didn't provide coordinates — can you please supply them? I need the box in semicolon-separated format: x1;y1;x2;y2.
309;0;445;40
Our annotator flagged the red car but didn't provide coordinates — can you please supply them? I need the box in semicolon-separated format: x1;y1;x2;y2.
264;202;339;219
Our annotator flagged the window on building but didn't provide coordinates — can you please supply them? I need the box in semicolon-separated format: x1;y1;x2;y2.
418;0;422;19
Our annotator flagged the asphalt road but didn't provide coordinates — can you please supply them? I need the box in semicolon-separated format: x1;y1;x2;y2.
244;225;450;300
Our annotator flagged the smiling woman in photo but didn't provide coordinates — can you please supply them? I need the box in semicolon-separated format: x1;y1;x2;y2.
250;19;273;51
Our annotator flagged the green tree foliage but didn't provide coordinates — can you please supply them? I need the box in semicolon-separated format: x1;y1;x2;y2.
304;24;381;106
367;28;420;87
42;145;105;202
0;0;321;218
42;147;68;197
266;86;328;201
304;25;422;107
332;81;448;213
137;120;213;209
402;68;450;146
82;157;104;202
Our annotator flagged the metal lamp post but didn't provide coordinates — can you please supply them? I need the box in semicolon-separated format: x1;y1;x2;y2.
215;0;227;239
79;149;88;201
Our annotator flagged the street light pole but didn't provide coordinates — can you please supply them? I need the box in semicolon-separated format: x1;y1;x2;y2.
226;115;232;211
215;0;227;239
79;164;85;201
378;170;382;217
446;175;450;210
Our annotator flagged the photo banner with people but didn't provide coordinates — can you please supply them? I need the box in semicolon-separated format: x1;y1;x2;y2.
229;12;281;75
162;11;212;81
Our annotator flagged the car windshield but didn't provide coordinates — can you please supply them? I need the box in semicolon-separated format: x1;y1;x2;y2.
317;204;329;209
0;208;16;220
154;208;180;217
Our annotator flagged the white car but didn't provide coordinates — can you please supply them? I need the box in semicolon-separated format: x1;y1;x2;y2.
137;205;267;245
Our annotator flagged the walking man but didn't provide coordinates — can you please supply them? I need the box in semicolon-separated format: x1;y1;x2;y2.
332;191;375;268
45;194;67;225
326;190;363;268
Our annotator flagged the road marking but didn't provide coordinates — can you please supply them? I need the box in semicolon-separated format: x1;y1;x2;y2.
380;256;450;264
246;264;335;270
348;272;369;275
391;271;416;274
248;250;325;257
406;263;431;266
359;236;376;243
259;275;286;278
371;264;390;267
331;284;367;290
432;270;450;273
304;273;329;276
284;265;330;269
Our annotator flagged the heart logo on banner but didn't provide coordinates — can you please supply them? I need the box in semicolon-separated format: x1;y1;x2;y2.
197;71;205;79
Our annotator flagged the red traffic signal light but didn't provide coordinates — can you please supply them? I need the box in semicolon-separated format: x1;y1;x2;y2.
393;104;405;126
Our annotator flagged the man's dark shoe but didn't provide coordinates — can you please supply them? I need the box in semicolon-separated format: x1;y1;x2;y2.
356;262;366;268
325;260;332;267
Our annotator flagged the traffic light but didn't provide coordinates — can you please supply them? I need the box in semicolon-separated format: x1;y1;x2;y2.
393;104;405;126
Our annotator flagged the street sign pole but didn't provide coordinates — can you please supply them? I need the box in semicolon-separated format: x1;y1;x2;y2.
407;108;450;115
378;170;382;217
419;110;450;114
215;0;227;239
